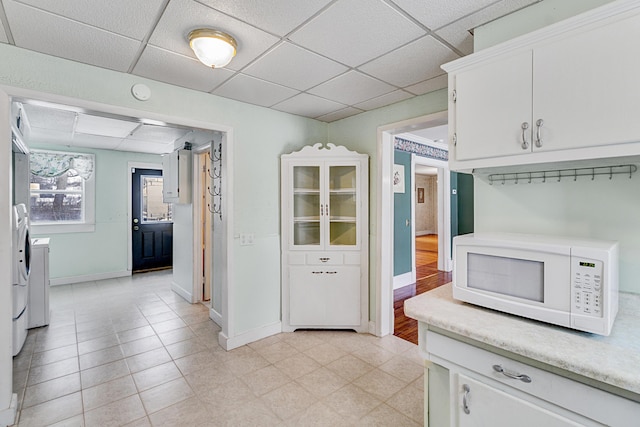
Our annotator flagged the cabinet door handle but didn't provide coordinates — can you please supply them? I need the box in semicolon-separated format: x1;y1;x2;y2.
312;271;323;274
326;271;337;274
535;119;544;147
492;364;532;383
521;122;530;149
325;205;329;216
320;204;323;216
462;384;470;414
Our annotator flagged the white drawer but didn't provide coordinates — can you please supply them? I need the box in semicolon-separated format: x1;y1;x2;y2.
426;331;640;426
306;253;343;265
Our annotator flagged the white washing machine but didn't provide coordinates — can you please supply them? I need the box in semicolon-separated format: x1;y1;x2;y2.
12;203;30;356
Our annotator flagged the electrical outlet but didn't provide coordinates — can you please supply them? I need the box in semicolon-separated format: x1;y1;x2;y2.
240;233;255;246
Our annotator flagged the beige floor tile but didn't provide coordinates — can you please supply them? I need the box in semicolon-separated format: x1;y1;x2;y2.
125;347;172;373
165;337;207;360
183;363;236;392
355;403;421;426
117;325;156;344
82;375;138;411
133;361;182;392
285;401;351;427
260;381;317;420
22;372;81;409
147;396;211;426
151;317;187;334
374;334;417;355
84;394;146;427
113;317;150;333
323;383;382;422
17;392;83;427
325;354;375;382
386;384;424;424
77;334;120;356
78;345;125;371
76;324;116;343
122;416;152;427
273;353;321;379
410;375;424;392
139;377;194;414
29;344;78;369
378;355;424;384
33;332;77;353
27;358;79;386
120;336;163;357
254;340;299;364
353;369;408;401
179;310;211;325
157;326;195;346
196;377;256;414
173;349;224;376
80;359;130;389
216;398;281;427
217;351;269;376
303;343;347;366
240;365;291;396
47;414;85;426
144;310;177;324
280;331;326;352
351;343;396;367
248;334;285;350
296;367;348;398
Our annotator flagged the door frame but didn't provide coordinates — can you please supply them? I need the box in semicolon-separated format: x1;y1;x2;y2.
192;146;211;305
2;85;235;348
375;110;450;337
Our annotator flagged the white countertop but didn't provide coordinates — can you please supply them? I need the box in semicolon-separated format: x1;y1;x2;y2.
404;283;640;396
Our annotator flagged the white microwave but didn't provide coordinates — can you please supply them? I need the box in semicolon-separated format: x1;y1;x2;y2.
452;233;619;336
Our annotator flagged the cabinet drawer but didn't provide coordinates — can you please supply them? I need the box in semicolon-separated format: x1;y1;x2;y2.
306;253;343;265
426;331;640;426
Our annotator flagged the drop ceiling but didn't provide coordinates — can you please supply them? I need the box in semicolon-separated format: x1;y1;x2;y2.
0;0;541;123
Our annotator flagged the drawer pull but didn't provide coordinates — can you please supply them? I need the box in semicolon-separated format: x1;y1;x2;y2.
462;384;470;414
326;271;337;274
319;257;330;263
312;271;323;274
492;364;532;383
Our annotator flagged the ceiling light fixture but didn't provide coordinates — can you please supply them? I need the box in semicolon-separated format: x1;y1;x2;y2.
188;29;237;69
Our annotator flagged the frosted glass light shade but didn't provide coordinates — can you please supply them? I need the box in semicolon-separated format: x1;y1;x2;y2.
188;29;237;69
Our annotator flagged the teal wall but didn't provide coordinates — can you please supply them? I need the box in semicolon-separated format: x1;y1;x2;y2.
29;145;161;280
393;150;412;276
473;0;640;293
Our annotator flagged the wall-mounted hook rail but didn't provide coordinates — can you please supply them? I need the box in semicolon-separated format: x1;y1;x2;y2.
488;164;637;185
208;140;223;220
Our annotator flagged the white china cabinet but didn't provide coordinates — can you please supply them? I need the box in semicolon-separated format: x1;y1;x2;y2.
280;143;368;332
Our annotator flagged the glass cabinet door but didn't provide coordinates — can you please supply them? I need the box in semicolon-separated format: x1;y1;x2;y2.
328;165;357;246
292;165;321;246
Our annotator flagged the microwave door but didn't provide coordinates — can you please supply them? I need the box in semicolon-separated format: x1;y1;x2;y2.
467;253;544;302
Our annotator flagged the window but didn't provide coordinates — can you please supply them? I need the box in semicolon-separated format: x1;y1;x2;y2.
29;150;95;233
141;175;172;223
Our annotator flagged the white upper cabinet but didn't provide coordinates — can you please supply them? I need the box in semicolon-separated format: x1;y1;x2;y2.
444;1;640;172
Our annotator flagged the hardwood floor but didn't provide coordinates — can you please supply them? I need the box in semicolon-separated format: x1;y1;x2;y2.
394;234;451;344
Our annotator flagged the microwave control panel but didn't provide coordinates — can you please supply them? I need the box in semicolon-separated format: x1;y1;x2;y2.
571;259;603;317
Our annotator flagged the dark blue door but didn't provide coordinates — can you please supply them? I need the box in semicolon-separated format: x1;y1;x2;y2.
132;168;173;272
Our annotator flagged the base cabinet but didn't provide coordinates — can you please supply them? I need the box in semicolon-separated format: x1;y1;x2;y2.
423;331;640;427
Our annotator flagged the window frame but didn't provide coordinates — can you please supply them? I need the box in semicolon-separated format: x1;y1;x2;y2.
29;149;96;234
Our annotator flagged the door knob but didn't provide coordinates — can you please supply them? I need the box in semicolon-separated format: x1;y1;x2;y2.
133;218;139;224
406;219;410;227
133;226;139;231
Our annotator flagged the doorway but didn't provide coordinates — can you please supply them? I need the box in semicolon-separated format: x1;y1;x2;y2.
131;168;173;272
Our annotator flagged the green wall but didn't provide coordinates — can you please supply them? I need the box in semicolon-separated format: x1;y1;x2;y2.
29;146;161;281
393;150;412;276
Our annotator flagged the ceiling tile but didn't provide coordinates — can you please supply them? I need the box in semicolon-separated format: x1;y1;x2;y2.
23;104;76;132
4;0;140;72
354;89;413;111
315;107;363;123
212;74;299;107
75;113;139;138
289;0;425;67
272;93;346;119
391;0;496;30
128;124;191;144
134;46;234;92
243;42;348;91
13;0;167;40
404;74;448;95
115;139;174;154
196;0;333;36
149;0;279;71
71;134;124;150
0;16;8;43
359;35;459;88
435;0;541;55
309;71;396;106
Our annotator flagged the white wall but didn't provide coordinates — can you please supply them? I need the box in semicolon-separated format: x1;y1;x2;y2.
415;174;437;234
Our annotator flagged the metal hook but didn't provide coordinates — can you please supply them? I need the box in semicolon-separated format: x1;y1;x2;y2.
528;172;532;184
515;174;518;185
630;165;633;179
502;175;505;185
489;175;494;185
557;171;561;182
592;168;595;180
574;169;577;181
610;166;613;180
542;171;546;183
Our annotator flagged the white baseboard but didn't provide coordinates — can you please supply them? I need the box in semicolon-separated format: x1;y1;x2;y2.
393;271;414;290
209;308;222;328
218;321;282;351
171;281;193;304
368;321;377;336
416;230;437;236
50;270;131;286
0;393;17;427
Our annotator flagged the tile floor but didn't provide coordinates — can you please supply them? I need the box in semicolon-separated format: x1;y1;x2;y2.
11;270;424;426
